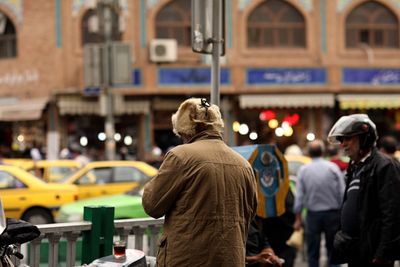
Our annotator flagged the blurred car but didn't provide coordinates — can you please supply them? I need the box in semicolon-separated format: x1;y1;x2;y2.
60;161;157;200
0;165;78;224
25;160;82;182
2;158;33;169
56;187;147;222
3;159;82;182
284;155;312;181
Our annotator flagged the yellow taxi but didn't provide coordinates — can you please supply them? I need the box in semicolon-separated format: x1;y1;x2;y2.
2;158;34;169
25;160;82;182
0;165;78;224
284;154;312;181
60;161;158;200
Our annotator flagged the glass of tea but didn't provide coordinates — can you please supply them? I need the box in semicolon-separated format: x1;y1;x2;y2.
113;240;126;259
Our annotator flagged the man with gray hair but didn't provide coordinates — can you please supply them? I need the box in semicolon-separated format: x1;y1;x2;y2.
142;98;258;267
293;139;345;267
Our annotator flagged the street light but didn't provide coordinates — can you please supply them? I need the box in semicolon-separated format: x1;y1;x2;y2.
192;0;225;106
84;0;131;160
97;0;118;160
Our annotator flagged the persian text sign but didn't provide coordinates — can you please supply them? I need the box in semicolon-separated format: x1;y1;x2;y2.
343;68;400;85
247;68;326;85
158;68;230;86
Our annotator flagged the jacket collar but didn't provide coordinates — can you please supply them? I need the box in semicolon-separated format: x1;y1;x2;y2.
187;130;223;144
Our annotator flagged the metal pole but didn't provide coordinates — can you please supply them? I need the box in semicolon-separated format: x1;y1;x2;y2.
211;0;222;106
99;1;116;160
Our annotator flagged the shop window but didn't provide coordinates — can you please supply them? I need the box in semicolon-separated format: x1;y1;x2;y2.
345;1;399;48
0;12;17;58
247;0;305;48
81;8;121;45
155;0;191;47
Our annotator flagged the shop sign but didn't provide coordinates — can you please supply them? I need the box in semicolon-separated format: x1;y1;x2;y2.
83;87;101;96
343;68;400;85
158;67;230;86
247;68;326;85
132;69;141;86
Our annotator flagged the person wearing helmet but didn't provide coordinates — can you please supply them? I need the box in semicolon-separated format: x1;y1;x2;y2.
142;98;258;267
327;114;400;267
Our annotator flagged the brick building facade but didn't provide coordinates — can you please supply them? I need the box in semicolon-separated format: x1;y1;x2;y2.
0;0;399;160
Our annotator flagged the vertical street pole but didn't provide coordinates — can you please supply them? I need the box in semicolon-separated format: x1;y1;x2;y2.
211;0;222;106
99;1;116;160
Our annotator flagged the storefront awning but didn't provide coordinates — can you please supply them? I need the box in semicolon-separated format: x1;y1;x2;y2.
0;97;48;121
239;94;335;108
58;95;150;115
337;94;400;109
58;95;99;115
114;95;150;115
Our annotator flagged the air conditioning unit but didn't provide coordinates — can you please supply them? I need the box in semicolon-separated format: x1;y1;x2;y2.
149;39;177;63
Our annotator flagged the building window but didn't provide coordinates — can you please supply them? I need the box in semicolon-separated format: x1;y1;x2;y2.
81;8;121;45
346;1;399;48
247;0;305;48
0;12;17;58
155;0;191;47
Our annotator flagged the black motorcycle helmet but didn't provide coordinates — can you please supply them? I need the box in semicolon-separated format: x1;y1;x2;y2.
327;114;378;149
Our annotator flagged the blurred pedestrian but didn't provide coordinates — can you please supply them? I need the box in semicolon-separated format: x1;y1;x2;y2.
30;141;43;161
142;98;257;267
379;135;398;159
246;217;283;267
326;144;349;173
293;139;345;267
327;114;400;267
70;143;90;166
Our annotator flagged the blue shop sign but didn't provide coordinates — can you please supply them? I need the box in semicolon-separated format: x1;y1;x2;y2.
247;68;326;85
343;68;400;85
132;69;141;86
158;68;230;86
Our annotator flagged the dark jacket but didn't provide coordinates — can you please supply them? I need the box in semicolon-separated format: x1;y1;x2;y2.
344;149;400;262
246;219;271;267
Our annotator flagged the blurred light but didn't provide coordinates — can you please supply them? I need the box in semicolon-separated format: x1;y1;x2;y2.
283;126;294;137
283;113;300;126
282;121;290;129
80;136;88;147
124;135;133;145
152;146;162;157
114;133;121;142
17;135;24;142
275;127;284;137
249;132;258;140
291;113;300;125
307;132;315;141
98;132;106;141
259;110;276;121
268;119;279;129
238;124;249;135
232;121;240;132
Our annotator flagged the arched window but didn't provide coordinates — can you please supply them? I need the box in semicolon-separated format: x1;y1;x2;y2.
155;0;191;47
0;12;16;58
81;8;121;45
346;1;399;48
247;0;305;48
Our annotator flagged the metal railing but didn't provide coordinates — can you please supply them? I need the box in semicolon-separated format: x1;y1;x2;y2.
19;217;163;267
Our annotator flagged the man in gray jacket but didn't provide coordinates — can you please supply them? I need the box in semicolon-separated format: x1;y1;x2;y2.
142;98;258;267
